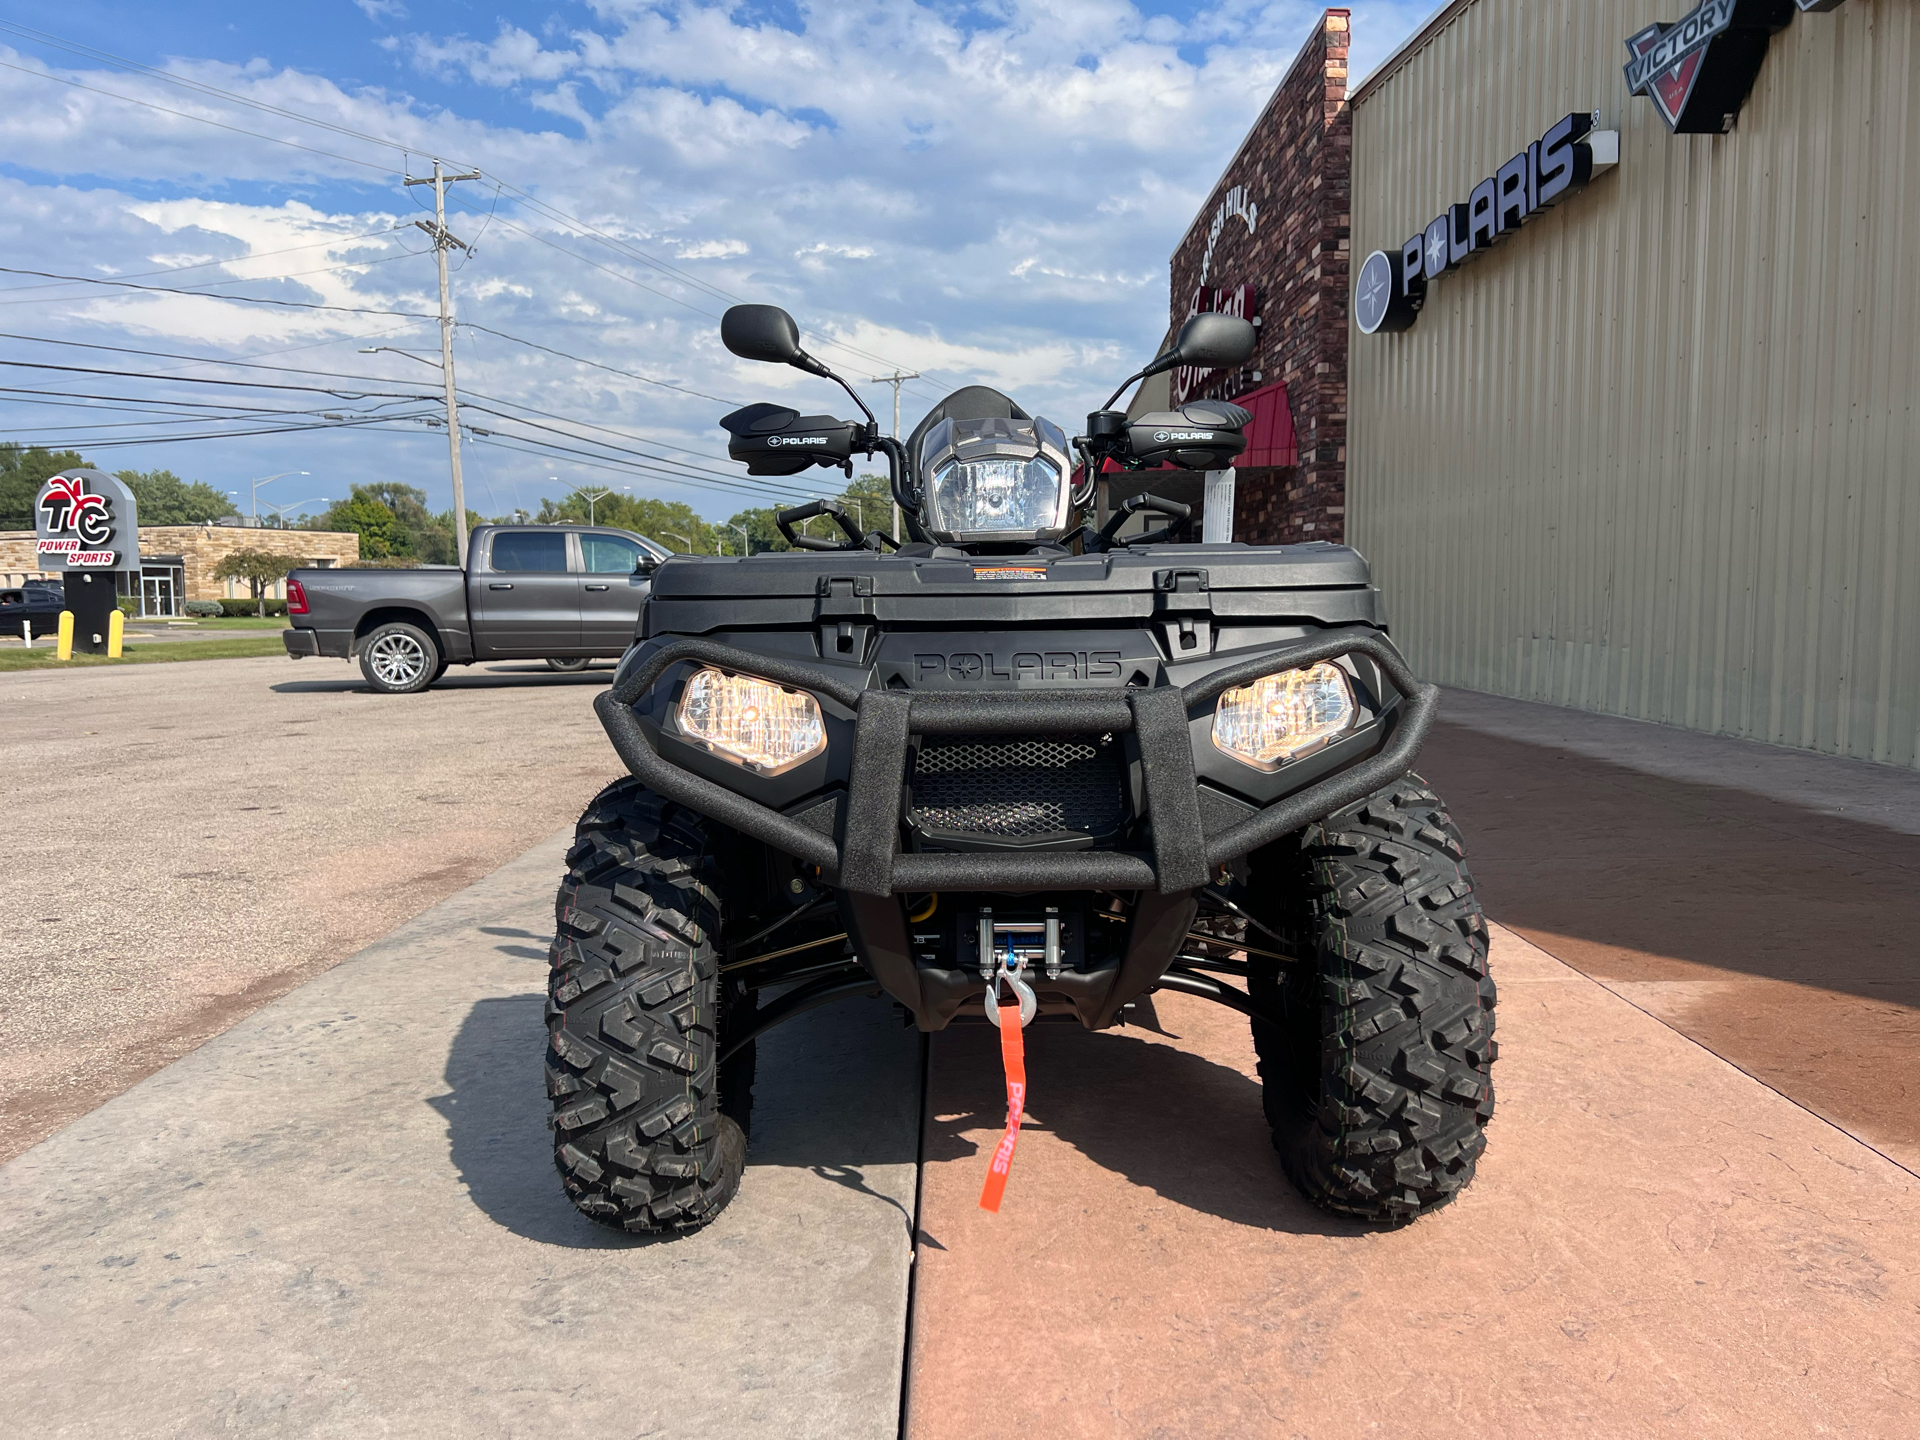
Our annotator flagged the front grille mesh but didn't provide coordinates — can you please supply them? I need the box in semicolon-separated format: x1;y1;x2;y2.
909;734;1125;839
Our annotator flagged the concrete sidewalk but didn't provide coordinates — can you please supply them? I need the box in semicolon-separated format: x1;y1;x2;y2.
0;830;921;1439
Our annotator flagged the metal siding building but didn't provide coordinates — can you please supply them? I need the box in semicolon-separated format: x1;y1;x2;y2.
1347;0;1919;768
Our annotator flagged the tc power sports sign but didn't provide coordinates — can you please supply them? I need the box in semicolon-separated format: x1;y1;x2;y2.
34;469;140;570
1355;112;1618;337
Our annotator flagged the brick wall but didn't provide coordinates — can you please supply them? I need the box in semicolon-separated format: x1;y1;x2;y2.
0;527;360;600
1168;9;1351;544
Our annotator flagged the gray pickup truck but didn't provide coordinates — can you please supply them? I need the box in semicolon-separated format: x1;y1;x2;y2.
282;523;668;693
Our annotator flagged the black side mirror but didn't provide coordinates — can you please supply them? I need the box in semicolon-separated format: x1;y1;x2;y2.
634;552;660;577
721;304;804;365
1166;313;1256;371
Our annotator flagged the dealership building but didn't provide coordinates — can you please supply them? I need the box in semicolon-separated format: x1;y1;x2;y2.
1174;1;1916;768
0;523;358;614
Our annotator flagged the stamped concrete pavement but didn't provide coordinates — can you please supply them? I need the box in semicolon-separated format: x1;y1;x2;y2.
0;830;921;1439
906;926;1920;1439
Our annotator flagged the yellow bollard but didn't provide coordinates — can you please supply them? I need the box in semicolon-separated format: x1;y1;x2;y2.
56;610;74;661
107;608;124;658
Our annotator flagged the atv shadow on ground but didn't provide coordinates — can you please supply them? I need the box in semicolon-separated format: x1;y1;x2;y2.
431;989;920;1248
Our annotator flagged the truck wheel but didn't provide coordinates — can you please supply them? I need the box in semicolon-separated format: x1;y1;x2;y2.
358;621;440;694
546;778;756;1233
1244;773;1495;1224
546;657;591;672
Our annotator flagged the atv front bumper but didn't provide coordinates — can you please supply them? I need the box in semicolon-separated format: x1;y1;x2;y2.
593;626;1438;899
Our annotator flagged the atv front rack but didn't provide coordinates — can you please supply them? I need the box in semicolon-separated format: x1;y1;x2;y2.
594;627;1439;898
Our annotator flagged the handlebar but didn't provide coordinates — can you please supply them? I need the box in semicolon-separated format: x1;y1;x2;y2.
1089;492;1191;551
775;497;867;550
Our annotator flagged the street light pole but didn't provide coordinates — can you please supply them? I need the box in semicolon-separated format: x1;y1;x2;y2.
248;470;308;523
869;371;919;539
404;160;482;567
262;497;328;526
731;522;751;557
576;487;613;524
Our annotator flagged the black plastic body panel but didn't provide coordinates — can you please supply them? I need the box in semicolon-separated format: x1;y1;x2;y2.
640;542;1383;638
597;540;1435;1033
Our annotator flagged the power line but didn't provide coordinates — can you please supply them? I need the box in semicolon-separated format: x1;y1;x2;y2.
0;333;745;469
459;322;738;406
3;410;441;449
468;431;823;508
0;264;435;318
0;57;400;177
0;355;439;399
0;20;426;161
0;250;428;309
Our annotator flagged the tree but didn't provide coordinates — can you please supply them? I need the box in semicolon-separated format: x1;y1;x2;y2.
212;547;294;617
318;492;411;559
308;483;478;564
535;490;722;552
0;444;88;530
114;468;235;525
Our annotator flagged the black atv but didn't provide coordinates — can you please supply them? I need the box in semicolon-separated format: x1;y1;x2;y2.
545;304;1495;1232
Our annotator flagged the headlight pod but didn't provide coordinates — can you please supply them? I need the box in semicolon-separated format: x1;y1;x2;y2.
675;666;826;776
1211;661;1358;771
926;456;1064;535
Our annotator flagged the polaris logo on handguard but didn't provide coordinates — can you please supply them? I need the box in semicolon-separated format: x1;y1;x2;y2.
768;435;830;446
914;650;1124;682
1153;429;1216;443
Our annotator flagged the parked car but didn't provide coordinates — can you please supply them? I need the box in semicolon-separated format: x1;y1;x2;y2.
281;525;669;692
1;583;66;640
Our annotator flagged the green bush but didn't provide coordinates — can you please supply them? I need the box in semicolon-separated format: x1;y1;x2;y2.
116;596;139;617
183;600;223;618
218;598;287;617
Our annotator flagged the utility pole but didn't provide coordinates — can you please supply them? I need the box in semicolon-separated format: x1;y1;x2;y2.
869;370;919;540
405;160;482;566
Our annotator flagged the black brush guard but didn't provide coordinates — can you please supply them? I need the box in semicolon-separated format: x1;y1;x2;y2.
594;625;1438;897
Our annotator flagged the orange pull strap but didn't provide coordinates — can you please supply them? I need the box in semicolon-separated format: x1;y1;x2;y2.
978;1003;1027;1212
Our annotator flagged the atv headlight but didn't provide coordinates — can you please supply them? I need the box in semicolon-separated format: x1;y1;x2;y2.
926;456;1064;535
1211;662;1358;771
676;667;826;775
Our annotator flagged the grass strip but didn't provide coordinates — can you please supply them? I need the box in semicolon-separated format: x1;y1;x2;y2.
0;635;290;672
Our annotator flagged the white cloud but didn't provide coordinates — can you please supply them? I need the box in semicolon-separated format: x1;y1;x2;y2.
0;2;1435;521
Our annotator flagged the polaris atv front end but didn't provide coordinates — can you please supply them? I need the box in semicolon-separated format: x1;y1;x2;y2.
544;306;1494;1234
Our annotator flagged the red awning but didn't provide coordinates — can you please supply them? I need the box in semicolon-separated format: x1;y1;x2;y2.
1231;380;1296;468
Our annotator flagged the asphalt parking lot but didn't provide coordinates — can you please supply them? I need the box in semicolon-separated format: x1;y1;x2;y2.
1;664;1915;1436
0;654;622;1160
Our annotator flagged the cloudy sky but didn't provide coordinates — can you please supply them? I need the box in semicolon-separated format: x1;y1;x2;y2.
0;0;1431;525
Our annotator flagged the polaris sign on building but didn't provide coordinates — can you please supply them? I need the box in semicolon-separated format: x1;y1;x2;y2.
1344;0;1914;769
1354;113;1619;335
